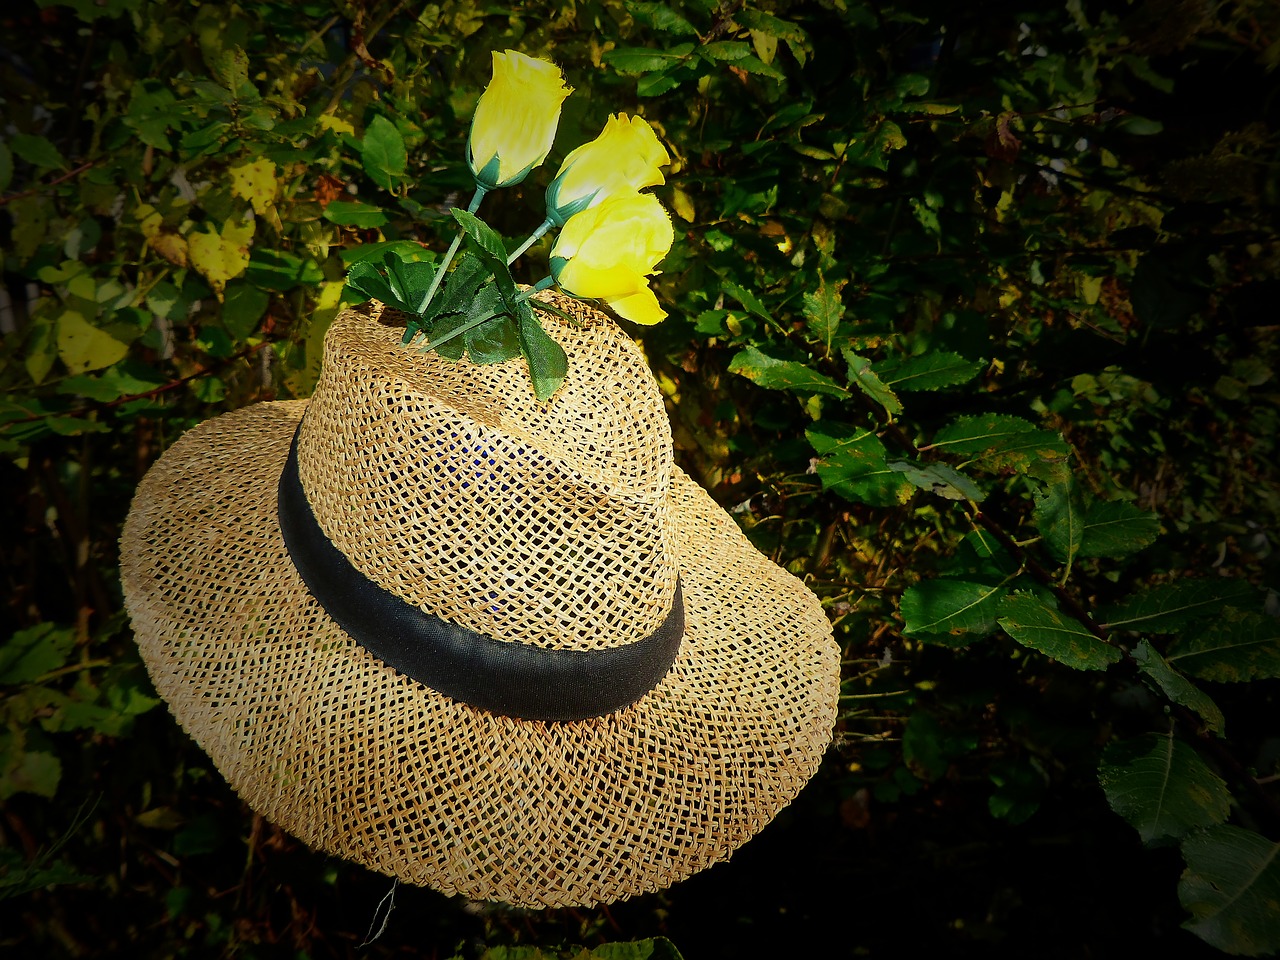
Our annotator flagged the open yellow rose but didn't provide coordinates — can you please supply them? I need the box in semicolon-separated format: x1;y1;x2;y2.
468;51;571;190
544;114;670;226
550;190;674;325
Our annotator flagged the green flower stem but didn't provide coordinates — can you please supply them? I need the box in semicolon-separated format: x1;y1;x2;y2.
415;185;489;315
513;276;557;302
506;217;555;265
424;310;499;353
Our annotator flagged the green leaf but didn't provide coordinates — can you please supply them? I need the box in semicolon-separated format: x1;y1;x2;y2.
361;115;407;192
900;580;1005;642
844;349;902;416
930;414;1070;473
0;739;61;800
384;255;438;315
699;41;751;62
221;282;269;340
727;54;787;81
8;133;67;170
625;2;697;35
1099;733;1231;844
721;280;774;323
345;260;399;308
847;120;907;171
323;201;390;228
56;366;162;403
1099;580;1258;634
873;352;985;392
603;44;695;76
1078;499;1161;558
636;69;689;98
728;346;847;397
465;315;521;365
451;209;510;270
1033;481;1083;566
903;710;978;782
517;309;568;401
245;248;322;291
997;593;1121;670
802;274;845;350
888;460;983;502
431;255;491;321
423;312;469;360
1167;610;1280;682
735;9;811;51
0;624;77;685
988;758;1046;825
1180;826;1280;956
807;423;915;507
1133;640;1225;735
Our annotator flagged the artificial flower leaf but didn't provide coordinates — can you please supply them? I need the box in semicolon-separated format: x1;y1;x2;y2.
517;308;568;401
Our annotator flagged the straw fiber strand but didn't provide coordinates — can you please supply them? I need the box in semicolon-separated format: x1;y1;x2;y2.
120;300;839;907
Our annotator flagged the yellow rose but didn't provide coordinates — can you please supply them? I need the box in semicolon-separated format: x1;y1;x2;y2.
544;114;670;226
550;190;674;325
468;50;571;190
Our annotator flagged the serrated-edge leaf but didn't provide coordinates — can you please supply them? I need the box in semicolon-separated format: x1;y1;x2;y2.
1179;826;1280;956
360;115;407;190
889;460;984;502
1078;499;1161;558
900;580;1005;637
1167;610;1280;682
931;414;1040;455
998;593;1121;670
603;43;695;75
517;310;568;401
873;352;985;392
625;1;698;36
728;346;848;397
1100;579;1258;633
1133;640;1225;734
1034;481;1083;566
721;280;773;321
1098;732;1232;844
845;349;903;416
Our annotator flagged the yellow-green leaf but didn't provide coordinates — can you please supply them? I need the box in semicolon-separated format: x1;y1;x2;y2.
56;309;128;374
189;217;255;300
229;158;279;216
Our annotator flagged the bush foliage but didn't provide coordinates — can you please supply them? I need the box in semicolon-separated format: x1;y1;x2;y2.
2;0;1278;956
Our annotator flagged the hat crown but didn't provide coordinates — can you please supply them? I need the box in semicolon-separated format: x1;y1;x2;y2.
295;301;679;651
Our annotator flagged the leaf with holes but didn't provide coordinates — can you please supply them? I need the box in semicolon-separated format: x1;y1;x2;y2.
889;461;983;502
807;423;914;507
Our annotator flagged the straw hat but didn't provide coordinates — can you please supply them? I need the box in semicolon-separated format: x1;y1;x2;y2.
120;296;840;908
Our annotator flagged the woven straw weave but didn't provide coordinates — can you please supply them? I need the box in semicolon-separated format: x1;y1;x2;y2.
120;297;840;907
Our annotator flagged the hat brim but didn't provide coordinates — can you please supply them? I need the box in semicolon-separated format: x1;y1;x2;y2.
121;398;839;908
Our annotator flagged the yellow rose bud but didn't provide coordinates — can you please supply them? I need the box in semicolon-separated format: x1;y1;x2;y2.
550;190;674;325
544;114;670;226
468;50;572;190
